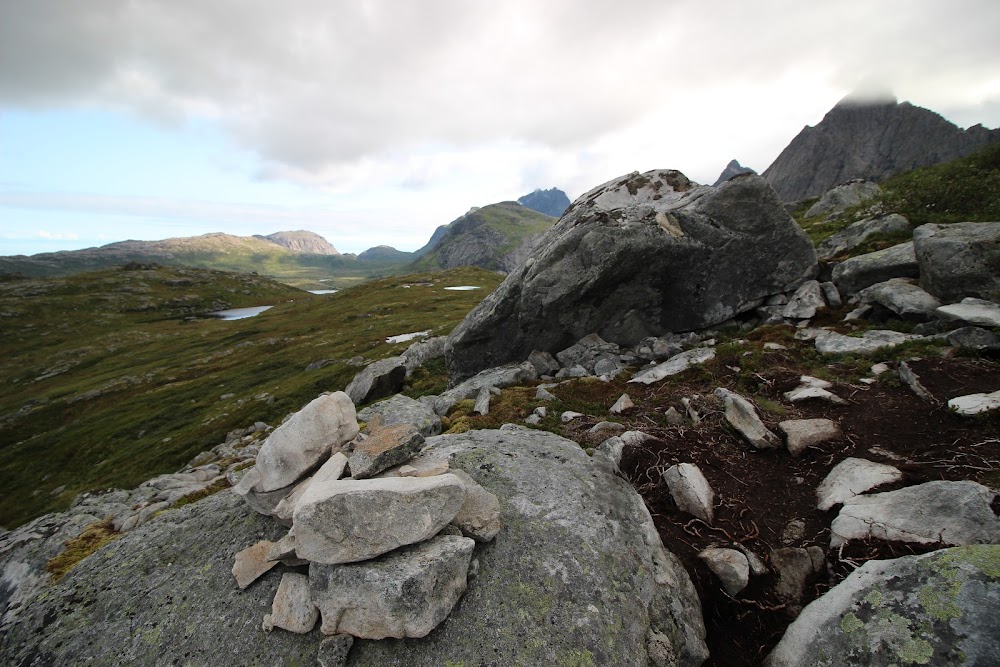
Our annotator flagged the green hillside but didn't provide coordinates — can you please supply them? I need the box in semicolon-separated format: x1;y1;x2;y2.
0;264;503;527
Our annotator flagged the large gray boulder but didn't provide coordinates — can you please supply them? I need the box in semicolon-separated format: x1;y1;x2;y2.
856;278;942;321
913;221;1000;302
816;213;911;261
0;429;708;667
357;394;442;437
766;545;1000;666
345;356;408;406
831;241;919;295
431;362;537;414
805;180;881;219
446;170;817;382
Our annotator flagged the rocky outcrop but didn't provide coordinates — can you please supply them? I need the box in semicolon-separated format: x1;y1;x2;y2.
712;159;755;186
913;221;1000;302
766;545;1000;666
831;241;919;295
446;170;817;382
257;230;341;255
517;187;571;218
804;180;881;219
815;213;910;261
345;357;407;406
763;97;1000;201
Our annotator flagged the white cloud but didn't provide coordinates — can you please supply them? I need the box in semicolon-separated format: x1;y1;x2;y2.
37;230;80;240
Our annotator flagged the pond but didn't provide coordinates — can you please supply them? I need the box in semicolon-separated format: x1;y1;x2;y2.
209;305;273;320
443;286;481;291
385;330;431;344
308;289;338;295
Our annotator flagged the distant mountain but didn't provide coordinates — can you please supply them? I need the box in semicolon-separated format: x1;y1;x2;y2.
409;202;557;274
254;230;340;255
413;224;451;258
357;245;414;262
517;188;571;218
763;96;1000;201
712;159;756;186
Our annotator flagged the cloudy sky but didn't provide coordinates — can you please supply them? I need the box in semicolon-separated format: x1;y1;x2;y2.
2;0;999;256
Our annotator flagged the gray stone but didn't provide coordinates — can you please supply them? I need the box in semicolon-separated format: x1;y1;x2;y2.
447;469;502;542
293;474;466;564
310;534;475;639
345;356;407;406
857;278;942;321
948;390;1000;416
473;386;491;415
524;414;542;425
1;430;708;667
782;280;826;319
262;572;318;634
698;548;749;597
446;171;817;383
527;349;560;376
914;221;1000;302
348;424;424;479
662;463;715;523
610;393;634;414
357;394;442;437
232;540;278;589
816;457;903;511
376;451;450;479
317;635;354;667
433;362;538;415
778;418;842;456
770;547;825;611
238;477;300;523
629;348;716;385
556;333;623;373
814;329;921;356
831;241;918;295
594;357;623;377
402;336;447;376
560;411;584;422
815;213;910;260
830;480;1000;547
937;297;1000;328
819;281;842;308
252;392;359;493
555;364;590;379
805;180;882;220
898;361;937;404
270;476;313;525
589;421;627;436
664;406;685;425
535;384;558;401
715;388;780;449
765;545;1000;667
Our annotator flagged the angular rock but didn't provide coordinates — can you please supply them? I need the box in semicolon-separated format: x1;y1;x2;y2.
348;424;424;479
527;349;560;376
770;546;825;611
698;548;749;597
310;535;475;639
535;384;558;401
253;392;359;493
947;326;1000;350
766;545;1000;667
664;406;685;425
446;171;817;383
913;221;1000;302
377;451;450;479
715;388;780;449
948;389;1000;416
270;476;314;525
473;386;492;415
857;278;942;321
560;411;584;423
345;356;407;406
783;385;847;405
816;458;903;511
830;480;1000;547
448;469;502;542
778;419;842;456
819;281;842;309
433;362;538;415
402;336;447;376
232;540;278;590
815;213;910;261
937;297;1000;328
610;393;634;414
357;394;442;437
555;364;590;379
814;329;920;356
556;333;622;373
831;241;918;295
782;280;826;319
293;474;466;564
662;463;715;523
317;634;354;667
629;348;716;385
898;361;937;404
593;357;624;377
589;421;626;436
805;180;881;219
262;572;319;634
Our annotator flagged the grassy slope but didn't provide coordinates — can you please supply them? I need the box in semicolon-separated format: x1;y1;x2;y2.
0;264;502;527
408;202;556;271
793;143;1000;253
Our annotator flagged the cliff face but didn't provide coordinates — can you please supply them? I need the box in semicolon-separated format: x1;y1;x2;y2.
257;230;341;255
763;98;1000;201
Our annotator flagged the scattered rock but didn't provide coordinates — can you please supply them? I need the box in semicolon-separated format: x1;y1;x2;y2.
831;241;919;296
815;213;910;261
526;350;560;376
898;361;937;404
662;463;716;523
715;388;780;449
317;634;355;667
913;221;1000;302
560;411;584;423
629;348;716;385
937;297;1000;328
232;540;278;590
262;572;319;634
805;180;882;220
782;280;826;319
252;392;359;493
948;389;1000;416
766;545;1000;667
357;394;442;437
781;519;806;546
448;469;502;542
778;418;842;456
856;278;942;321
610;393;634;414
816;458;903;511
556;333;622;373
830;480;1000;547
293;474;466;564
664;406;685;425
535;385;558;401
348;424;424;480
946;326;1000;351
345;356;408;406
769;546;825;613
813;329;920;356
433;362;538;415
819;281;843;308
589;421;626;435
402;336;447;376
699;548;749;597
473;386;491;415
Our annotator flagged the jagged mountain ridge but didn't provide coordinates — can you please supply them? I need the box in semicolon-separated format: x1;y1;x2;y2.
712;159;756;186
253;230;340;255
763;97;1000;201
517;187;571;218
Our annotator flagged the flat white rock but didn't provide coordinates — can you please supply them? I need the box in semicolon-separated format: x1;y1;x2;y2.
629;348;715;384
948;389;1000;415
816;457;902;511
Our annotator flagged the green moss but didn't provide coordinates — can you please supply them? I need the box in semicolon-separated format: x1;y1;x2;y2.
172;477;230;508
840;612;864;634
864;590;883;607
897;637;934;665
558;650;595;667
934;544;1000;579
46;519;120;582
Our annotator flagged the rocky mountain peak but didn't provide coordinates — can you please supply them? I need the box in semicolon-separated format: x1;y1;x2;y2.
516;187;571;218
256;230;341;256
712;159;756;186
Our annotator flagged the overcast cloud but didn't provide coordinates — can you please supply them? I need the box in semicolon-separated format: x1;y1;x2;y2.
2;0;1000;251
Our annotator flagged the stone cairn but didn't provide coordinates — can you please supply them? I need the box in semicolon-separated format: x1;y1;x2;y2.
228;390;501;653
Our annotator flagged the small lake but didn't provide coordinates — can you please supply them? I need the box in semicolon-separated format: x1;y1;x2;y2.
386;330;431;344
443;286;481;291
308;290;338;295
210;305;273;320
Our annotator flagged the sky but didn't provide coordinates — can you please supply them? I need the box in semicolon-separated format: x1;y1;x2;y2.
2;1;1000;257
